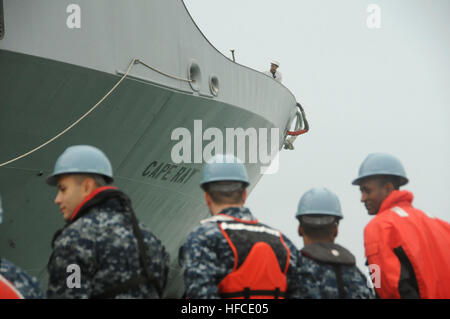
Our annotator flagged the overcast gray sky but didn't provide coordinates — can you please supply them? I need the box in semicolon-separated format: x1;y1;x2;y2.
184;0;450;274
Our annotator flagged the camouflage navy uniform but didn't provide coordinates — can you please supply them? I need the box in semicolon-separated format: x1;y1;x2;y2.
179;206;302;299
47;188;169;299
0;258;44;299
297;242;374;298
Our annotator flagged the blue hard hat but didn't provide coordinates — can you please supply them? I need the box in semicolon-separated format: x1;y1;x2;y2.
200;154;249;188
296;187;343;220
352;153;408;186
46;145;113;186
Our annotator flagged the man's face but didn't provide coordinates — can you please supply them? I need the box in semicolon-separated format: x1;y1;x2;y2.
270;63;278;73
54;175;88;221
359;177;392;215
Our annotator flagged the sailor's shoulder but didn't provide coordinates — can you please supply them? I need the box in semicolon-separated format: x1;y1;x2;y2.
182;216;230;250
200;215;235;225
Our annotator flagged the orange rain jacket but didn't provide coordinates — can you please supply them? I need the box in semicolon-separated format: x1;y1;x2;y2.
0;274;24;299
364;190;450;299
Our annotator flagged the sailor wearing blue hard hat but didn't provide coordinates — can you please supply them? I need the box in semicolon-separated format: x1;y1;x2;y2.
199;153;250;210
294;187;374;299
46;145;114;221
46;145;169;299
352;152;408;216
180;154;302;299
353;152;450;299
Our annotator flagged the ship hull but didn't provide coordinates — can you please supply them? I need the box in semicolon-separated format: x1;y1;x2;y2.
0;49;280;297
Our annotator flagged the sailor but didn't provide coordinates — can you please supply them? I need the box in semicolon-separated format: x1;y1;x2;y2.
295;188;374;299
263;60;283;83
0;194;44;299
353;153;450;298
179;154;302;299
46;145;169;298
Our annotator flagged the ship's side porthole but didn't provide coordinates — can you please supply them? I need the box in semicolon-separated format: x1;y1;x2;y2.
209;75;219;97
188;61;202;92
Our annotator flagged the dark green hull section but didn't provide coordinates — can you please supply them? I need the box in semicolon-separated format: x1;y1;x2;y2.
0;50;278;297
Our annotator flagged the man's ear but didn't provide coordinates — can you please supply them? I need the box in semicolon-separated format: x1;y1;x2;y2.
82;177;96;195
333;224;338;239
298;225;304;237
241;189;247;204
382;181;395;197
204;192;212;207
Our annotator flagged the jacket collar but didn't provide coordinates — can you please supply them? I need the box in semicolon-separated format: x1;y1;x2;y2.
70;186;118;222
378;190;414;214
301;242;356;266
218;206;257;222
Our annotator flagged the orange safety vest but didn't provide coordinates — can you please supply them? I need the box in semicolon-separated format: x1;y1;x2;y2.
0;274;24;299
216;215;290;299
364;190;450;299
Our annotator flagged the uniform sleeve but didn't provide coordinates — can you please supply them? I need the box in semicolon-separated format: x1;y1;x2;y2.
156;242;170;295
346;266;376;299
280;235;304;299
365;219;404;299
294;253;325;298
143;228;171;296
178;227;227;299
46;227;96;299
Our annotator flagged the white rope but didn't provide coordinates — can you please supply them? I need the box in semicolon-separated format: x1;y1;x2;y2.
0;57;190;167
135;59;192;83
